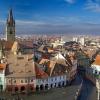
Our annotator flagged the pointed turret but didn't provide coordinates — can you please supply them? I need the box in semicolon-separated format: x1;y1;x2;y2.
6;8;15;42
7;8;15;26
8;9;13;20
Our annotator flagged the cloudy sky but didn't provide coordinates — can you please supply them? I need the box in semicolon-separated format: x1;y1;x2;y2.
0;0;100;35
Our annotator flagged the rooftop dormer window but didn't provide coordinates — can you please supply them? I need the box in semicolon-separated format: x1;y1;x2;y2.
17;56;24;59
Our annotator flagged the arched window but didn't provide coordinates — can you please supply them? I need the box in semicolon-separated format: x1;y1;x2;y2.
21;80;23;83
36;85;39;91
30;86;33;90
7;87;12;92
20;86;25;92
13;80;16;83
51;84;53;88
25;80;27;83
45;84;48;90
9;80;11;83
51;78;53;82
40;84;44;90
15;87;18;92
95;70;97;74
31;79;33;82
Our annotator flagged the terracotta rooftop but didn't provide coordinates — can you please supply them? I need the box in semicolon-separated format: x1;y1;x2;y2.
39;58;49;65
35;63;48;79
0;63;6;70
93;54;100;65
39;53;72;76
2;40;13;50
51;53;72;67
19;41;34;49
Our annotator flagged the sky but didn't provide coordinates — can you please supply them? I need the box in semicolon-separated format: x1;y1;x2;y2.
0;0;100;35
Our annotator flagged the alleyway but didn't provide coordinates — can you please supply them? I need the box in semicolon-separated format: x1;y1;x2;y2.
77;77;97;100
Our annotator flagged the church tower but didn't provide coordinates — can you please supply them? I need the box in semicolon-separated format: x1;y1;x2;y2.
6;9;15;42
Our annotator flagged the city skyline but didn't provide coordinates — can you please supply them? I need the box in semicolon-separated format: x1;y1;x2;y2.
0;0;100;34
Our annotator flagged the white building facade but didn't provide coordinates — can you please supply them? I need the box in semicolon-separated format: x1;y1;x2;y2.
0;67;6;91
36;74;68;91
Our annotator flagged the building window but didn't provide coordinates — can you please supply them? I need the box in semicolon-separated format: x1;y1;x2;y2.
95;71;97;74
51;78;53;82
21;80;23;83
37;79;39;83
55;78;57;81
42;80;44;83
31;79;33;82
60;76;61;80
25;80;27;83
46;79;48;82
14;80;16;83
63;76;65;79
9;80;11;83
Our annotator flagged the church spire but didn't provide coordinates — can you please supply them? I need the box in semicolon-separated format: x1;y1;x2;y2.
7;8;15;26
9;8;13;20
6;8;15;42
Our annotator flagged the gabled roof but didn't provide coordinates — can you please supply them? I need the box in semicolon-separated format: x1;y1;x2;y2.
51;52;72;67
50;63;68;76
39;52;72;76
0;63;6;70
55;52;66;60
38;45;46;53
35;63;48;79
50;53;72;75
19;41;33;49
38;45;54;53
44;60;56;76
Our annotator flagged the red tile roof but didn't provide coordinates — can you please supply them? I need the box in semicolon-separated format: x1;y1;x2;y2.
3;41;13;50
0;63;6;70
35;63;48;79
93;55;100;65
19;41;33;48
